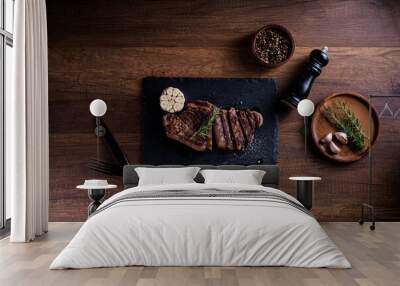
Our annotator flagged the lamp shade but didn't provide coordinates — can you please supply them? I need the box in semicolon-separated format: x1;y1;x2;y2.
89;99;107;117
297;99;315;117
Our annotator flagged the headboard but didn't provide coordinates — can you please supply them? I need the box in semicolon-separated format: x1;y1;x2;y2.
123;165;279;189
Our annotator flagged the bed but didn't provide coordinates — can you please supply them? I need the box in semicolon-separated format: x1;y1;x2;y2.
50;165;350;269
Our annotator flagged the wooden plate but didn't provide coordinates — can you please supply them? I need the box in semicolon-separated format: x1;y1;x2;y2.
311;92;379;162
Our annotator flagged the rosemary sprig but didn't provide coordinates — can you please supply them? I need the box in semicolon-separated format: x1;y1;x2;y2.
191;107;220;140
322;99;366;150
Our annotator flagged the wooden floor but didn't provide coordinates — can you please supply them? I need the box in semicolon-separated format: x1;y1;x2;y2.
0;223;399;286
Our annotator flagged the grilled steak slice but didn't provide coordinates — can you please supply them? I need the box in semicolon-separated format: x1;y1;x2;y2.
238;110;254;145
163;100;215;152
178;110;204;131
187;100;215;151
207;128;213;151
221;109;234;150
251;111;264;128
246;109;256;132
213;113;227;150
163;113;207;151
182;100;213;128
228;108;245;150
187;100;214;114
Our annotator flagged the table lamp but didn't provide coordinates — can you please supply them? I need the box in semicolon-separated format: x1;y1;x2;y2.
297;99;315;158
89;99;107;160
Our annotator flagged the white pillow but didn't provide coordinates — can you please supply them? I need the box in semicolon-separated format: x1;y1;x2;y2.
135;167;200;186
200;169;266;185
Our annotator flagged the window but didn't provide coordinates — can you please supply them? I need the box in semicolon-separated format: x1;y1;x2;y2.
0;0;14;229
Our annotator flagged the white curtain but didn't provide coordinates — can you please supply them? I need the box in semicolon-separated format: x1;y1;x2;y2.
7;0;49;242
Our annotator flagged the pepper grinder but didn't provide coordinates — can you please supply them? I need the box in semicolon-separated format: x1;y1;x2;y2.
281;46;329;108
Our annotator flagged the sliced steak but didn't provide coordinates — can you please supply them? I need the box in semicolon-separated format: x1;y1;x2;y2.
183;100;213;128
187;100;215;151
179;110;204;131
163;99;262;152
238;110;254;145
251;111;264;128
228;108;245;150
187;100;214;114
163;100;215;152
163;113;207;151
245;109;256;132
220;109;234;150
213;113;227;150
207;128;213;151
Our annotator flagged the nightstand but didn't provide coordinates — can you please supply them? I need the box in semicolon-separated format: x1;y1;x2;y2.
289;177;321;210
77;180;117;216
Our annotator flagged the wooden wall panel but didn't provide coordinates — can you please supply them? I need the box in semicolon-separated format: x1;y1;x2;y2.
47;0;400;222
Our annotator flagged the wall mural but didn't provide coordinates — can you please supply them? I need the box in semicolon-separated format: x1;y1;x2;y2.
47;0;400;222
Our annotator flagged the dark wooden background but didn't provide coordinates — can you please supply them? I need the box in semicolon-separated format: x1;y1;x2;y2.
46;0;400;222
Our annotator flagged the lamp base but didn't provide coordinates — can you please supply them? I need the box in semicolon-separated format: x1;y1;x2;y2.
95;125;106;137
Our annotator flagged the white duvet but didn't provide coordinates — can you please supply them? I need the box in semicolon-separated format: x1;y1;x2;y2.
50;183;351;269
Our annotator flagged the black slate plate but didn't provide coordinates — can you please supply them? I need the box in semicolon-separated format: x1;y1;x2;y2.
141;77;279;165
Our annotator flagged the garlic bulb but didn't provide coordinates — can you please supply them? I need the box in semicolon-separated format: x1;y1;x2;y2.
320;132;333;144
328;141;341;154
160;87;185;113
334;132;348;145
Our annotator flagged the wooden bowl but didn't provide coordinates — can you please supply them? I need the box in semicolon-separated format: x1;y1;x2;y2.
251;24;295;68
311;92;379;163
